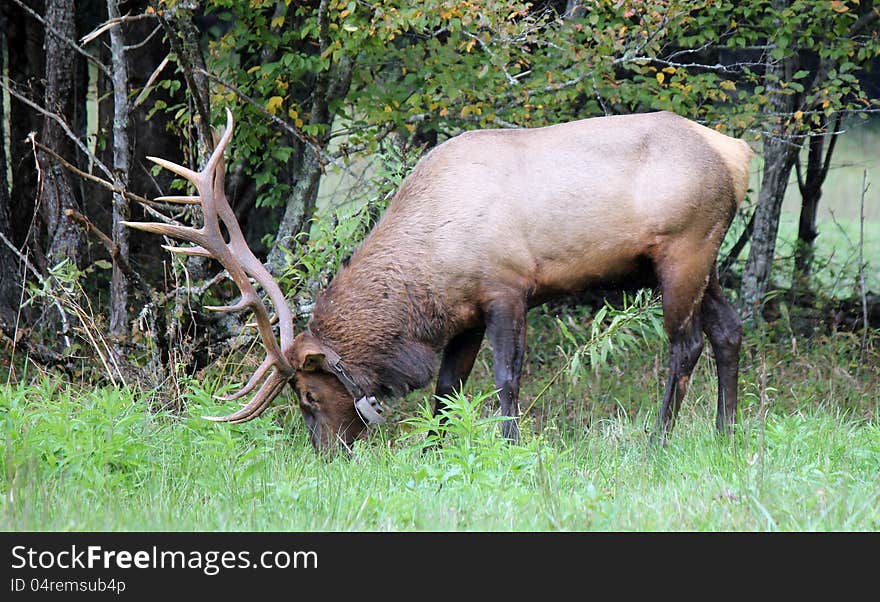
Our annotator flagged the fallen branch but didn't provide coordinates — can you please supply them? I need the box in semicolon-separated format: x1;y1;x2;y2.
63;208;153;299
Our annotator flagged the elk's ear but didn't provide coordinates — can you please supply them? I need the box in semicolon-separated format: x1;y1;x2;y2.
302;352;326;373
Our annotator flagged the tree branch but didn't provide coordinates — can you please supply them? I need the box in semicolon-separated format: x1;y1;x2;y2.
64;208;151;296
820;113;843;183
30;138;187;226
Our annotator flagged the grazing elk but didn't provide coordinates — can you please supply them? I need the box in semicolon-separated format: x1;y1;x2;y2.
126;108;752;454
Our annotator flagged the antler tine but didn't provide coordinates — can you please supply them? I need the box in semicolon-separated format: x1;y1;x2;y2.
203;367;288;423
206;107;235;177
146;156;200;186
121;221;207;246
217;355;276;402
160;244;213;258
228;378;287;424
154;195;201;205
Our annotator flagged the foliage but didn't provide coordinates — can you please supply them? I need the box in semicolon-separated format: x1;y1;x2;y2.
191;0;880;163
17;259;130;384
401;389;559;488
555;290;665;387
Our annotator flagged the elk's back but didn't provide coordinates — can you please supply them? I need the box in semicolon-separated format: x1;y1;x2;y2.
365;111;752;309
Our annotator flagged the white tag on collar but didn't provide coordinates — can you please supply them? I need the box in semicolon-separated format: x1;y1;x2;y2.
354;396;386;425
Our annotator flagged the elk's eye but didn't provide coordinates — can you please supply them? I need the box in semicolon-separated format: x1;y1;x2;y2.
306;391;318;405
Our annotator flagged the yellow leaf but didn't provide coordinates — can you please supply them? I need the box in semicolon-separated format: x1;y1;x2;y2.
439;107;449;117
266;96;284;115
794;110;804;121
271;15;285;28
662;66;676;74
247;65;261;74
655;72;665;84
720;80;736;91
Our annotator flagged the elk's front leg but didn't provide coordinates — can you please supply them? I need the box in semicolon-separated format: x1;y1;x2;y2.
485;296;527;442
434;327;486;415
426;327;486;449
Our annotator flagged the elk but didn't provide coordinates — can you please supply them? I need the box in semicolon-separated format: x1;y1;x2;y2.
125;108;753;454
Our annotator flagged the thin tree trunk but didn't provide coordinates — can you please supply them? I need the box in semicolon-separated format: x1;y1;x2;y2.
37;0;83;271
107;0;131;346
266;54;353;275
267;149;323;274
793;114;840;287
740;134;798;319
0;8;20;334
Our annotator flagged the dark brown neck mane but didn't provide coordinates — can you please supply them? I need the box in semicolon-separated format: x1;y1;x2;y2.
306;238;450;400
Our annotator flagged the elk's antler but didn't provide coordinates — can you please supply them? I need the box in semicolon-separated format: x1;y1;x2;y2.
124;108;295;423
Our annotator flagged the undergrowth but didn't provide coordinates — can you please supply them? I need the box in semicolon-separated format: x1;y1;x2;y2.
1;320;878;531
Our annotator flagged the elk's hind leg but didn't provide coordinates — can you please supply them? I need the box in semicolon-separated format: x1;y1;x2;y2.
699;270;742;434
654;249;712;443
484;295;528;442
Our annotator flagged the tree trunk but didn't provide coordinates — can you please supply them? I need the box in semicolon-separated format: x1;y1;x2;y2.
740;134;798;319
266;149;323;274
0;8;20;335
107;0;131;346
37;0;83;271
793;114;840;289
739;10;799;322
7;0;44;255
266;55;353;275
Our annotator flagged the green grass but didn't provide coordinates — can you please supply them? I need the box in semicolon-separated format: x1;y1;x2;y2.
2;320;878;532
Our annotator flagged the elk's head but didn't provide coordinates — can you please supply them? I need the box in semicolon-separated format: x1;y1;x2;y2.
124;109;374;456
287;331;375;453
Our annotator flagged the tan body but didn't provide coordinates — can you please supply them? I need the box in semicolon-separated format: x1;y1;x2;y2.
130;109;753;454
359;111;750;324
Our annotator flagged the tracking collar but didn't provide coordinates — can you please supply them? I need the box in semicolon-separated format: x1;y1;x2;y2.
315;337;386;426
